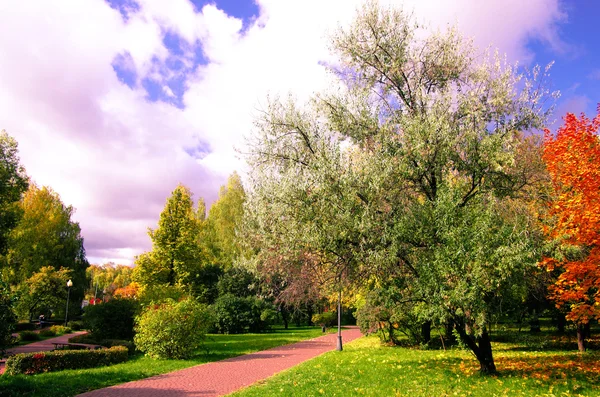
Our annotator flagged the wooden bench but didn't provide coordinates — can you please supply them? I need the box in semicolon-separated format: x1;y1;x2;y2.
51;342;103;351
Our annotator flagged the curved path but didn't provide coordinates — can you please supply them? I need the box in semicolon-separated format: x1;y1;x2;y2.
78;327;363;397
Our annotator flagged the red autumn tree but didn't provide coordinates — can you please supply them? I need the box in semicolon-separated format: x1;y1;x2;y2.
541;107;600;352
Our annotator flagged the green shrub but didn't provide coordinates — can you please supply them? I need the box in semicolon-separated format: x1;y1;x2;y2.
14;322;35;332
38;328;56;337
212;294;275;334
67;334;135;354
5;346;128;375
19;331;40;341
68;321;84;331
134;298;214;359
84;299;136;341
68;334;96;344
100;339;136;355
311;312;336;327
49;325;71;335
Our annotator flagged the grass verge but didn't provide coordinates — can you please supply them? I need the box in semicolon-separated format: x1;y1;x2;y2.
232;335;600;397
0;326;332;397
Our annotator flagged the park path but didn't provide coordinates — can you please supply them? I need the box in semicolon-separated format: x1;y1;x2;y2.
78;327;363;397
0;331;87;374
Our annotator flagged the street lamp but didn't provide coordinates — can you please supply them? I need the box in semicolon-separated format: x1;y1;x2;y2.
64;279;73;326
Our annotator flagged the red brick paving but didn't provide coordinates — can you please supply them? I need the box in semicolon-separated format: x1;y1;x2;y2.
78;327;363;397
0;331;87;374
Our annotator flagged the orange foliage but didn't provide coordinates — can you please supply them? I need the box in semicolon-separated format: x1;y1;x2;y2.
541;107;600;324
113;282;140;299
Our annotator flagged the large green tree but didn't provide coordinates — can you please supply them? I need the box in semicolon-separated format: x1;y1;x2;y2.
133;184;203;289
205;172;246;268
5;184;88;306
0;130;28;259
245;2;554;374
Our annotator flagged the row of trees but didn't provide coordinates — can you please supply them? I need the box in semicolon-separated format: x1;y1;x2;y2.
0;130;88;352
240;2;598;374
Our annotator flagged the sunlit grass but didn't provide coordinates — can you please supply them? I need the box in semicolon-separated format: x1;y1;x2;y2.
232;335;600;397
0;326;331;397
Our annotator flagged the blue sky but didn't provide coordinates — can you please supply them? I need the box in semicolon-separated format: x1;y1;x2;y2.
0;0;597;265
528;1;600;122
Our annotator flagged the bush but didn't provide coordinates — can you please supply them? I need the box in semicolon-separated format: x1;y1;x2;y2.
68;334;136;354
68;334;96;344
134;298;214;359
14;322;35;332
100;339;136;355
68;321;84;331
312;312;336;327
19;331;40;341
84;298;136;341
5;346;128;375
212;294;276;334
38;328;56;337
49;325;71;335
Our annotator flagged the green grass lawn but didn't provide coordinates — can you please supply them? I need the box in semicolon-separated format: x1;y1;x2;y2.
232;334;600;397
0;326;332;397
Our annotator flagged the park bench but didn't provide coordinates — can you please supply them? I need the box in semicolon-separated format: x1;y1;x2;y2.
51;342;103;351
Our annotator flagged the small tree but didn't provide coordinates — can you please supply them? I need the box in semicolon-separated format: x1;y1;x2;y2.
15;266;71;321
134;298;214;359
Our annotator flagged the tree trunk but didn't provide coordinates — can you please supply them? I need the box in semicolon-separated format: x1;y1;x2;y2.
455;322;497;374
556;313;566;333
421;321;431;344
280;306;289;330
445;320;456;344
577;323;586;352
476;329;497;374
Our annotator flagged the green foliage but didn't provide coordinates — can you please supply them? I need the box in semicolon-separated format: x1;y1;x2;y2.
217;267;257;298
14;266;71;320
133;185;203;289
355;287;423;345
205;173;246;268
84;299;136;341
49;325;71;335
67;321;83;331
5;184;87;299
244;2;554;373
136;284;187;307
134;298;214;359
5;346;128;375
98;339;136;355
0;130;28;257
311;312;336;327
38;328;56;337
0;279;17;354
14;322;35;332
18;330;40;342
212;294;275;334
191;263;223;304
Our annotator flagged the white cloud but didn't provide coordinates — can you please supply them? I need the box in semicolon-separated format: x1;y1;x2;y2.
0;0;567;265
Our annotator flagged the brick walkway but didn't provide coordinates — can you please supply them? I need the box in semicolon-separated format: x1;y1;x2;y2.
78;327;363;397
0;331;87;374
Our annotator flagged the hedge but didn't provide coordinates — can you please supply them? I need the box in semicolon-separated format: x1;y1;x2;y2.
5;346;128;375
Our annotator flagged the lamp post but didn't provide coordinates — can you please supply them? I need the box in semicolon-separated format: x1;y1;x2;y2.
336;289;343;351
64;279;73;326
